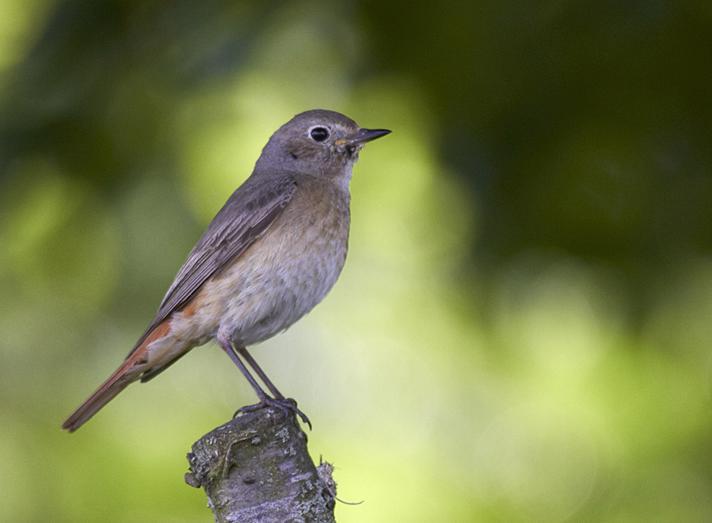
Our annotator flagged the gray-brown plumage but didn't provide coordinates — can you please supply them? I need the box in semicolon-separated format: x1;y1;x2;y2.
62;109;390;432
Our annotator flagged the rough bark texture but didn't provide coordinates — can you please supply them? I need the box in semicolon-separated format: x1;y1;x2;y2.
185;405;337;523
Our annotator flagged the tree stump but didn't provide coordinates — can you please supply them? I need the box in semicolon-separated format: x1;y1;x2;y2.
185;405;337;523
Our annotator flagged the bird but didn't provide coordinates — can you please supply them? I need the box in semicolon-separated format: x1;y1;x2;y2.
62;109;390;432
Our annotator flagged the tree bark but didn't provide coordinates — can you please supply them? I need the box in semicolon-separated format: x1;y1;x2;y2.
185;405;337;523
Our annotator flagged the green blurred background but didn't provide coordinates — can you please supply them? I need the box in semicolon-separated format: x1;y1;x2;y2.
1;1;712;521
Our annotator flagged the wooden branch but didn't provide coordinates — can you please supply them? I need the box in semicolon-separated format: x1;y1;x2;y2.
185;405;337;523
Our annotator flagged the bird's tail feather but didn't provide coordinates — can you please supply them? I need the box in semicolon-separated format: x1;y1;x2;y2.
62;321;170;432
62;350;145;432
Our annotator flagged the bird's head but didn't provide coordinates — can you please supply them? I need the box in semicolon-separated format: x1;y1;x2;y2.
255;109;390;182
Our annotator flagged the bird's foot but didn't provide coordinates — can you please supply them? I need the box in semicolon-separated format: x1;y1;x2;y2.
234;397;312;430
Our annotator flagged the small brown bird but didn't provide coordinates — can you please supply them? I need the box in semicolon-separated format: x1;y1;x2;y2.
63;109;390;432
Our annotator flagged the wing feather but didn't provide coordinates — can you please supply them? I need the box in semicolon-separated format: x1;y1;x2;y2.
127;172;297;356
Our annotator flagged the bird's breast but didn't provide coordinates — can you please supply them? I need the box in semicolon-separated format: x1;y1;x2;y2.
210;180;351;346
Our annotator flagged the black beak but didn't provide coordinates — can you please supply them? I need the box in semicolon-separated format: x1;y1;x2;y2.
348;128;392;145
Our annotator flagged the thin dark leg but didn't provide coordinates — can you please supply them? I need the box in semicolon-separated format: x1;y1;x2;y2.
236;346;311;428
236;346;285;400
218;337;312;429
217;335;271;401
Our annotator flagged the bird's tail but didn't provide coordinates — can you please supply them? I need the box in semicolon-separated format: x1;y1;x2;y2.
62;322;170;432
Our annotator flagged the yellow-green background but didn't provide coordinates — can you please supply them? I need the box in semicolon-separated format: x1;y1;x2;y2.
2;1;712;522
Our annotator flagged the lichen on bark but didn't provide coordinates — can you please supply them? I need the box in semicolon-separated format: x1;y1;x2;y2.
186;405;336;523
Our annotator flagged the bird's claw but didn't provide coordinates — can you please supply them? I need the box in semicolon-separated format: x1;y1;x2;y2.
234;397;312;430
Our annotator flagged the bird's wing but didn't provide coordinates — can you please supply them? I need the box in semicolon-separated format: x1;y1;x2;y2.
127;172;297;356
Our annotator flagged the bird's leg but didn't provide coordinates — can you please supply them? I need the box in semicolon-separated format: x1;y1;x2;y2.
236;345;312;430
217;335;271;402
235;346;285;399
217;336;311;429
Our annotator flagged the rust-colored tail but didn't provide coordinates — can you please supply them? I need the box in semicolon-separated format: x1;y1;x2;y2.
62;347;147;432
62;322;170;432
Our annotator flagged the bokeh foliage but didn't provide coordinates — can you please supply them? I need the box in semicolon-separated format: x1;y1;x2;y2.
1;1;712;522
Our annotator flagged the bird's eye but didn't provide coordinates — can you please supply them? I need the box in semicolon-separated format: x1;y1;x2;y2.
309;126;330;142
